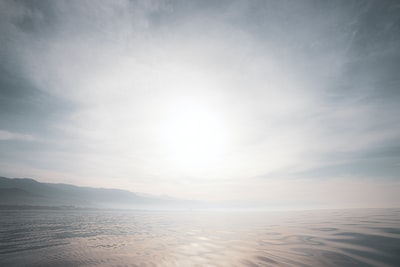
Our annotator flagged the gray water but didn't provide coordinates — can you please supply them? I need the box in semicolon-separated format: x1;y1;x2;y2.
1;209;399;267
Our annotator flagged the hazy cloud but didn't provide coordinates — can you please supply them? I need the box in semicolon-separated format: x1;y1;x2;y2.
0;130;35;141
0;0;399;207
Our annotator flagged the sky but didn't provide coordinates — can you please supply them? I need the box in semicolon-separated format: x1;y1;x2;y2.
0;0;399;209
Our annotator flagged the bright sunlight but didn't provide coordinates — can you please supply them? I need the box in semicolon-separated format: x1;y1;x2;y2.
162;101;228;172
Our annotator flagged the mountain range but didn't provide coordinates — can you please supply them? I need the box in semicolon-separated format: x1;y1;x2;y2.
0;177;197;209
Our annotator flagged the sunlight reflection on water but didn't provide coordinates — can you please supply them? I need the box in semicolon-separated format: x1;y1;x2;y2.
1;209;400;266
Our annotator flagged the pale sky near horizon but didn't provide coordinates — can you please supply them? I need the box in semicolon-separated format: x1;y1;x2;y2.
1;0;400;209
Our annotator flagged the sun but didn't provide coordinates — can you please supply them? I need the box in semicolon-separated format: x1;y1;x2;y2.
162;101;228;172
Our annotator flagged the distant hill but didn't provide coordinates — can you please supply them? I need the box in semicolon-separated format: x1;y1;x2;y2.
0;187;46;205
0;177;196;209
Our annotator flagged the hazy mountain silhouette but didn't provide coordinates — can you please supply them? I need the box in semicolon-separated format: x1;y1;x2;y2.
0;177;196;209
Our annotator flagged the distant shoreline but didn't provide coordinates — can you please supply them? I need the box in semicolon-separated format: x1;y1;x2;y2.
0;205;91;211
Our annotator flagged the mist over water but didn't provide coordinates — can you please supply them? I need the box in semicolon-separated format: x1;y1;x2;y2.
1;209;399;267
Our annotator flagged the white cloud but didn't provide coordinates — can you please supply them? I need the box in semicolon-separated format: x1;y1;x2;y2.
1;0;399;206
0;130;35;141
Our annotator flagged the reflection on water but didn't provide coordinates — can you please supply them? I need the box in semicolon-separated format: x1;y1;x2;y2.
1;209;400;266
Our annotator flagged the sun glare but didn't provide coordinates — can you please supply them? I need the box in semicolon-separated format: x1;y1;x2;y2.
162;102;228;172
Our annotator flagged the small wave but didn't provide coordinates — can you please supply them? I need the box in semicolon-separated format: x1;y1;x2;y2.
1;209;399;266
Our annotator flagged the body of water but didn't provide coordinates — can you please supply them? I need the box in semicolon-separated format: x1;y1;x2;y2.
1;208;400;266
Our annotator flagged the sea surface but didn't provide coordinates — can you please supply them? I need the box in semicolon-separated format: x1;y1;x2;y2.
0;208;399;266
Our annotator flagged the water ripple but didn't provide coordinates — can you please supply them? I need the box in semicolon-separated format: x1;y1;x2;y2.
0;209;399;266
